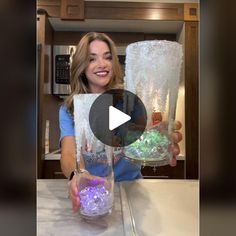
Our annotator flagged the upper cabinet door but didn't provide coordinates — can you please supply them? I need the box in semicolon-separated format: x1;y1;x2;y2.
60;0;84;20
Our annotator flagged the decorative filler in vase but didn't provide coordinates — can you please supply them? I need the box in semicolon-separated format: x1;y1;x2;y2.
73;94;114;219
124;128;171;166
124;40;183;166
78;179;113;218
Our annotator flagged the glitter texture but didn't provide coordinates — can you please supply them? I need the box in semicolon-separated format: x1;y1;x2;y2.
73;94;100;163
73;94;113;164
124;40;183;128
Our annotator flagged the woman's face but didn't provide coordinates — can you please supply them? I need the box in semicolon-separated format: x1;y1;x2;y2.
85;40;113;93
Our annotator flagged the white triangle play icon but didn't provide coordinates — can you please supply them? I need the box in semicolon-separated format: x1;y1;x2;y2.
109;106;131;131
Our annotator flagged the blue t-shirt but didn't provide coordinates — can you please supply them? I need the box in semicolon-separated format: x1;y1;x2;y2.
59;106;142;182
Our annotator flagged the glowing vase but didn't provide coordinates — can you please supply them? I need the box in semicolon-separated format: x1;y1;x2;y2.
77;145;114;219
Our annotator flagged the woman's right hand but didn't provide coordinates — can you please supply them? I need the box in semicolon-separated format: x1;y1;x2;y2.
68;170;91;213
68;171;110;213
68;173;80;213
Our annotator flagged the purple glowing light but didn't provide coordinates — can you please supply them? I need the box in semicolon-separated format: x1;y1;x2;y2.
79;184;113;217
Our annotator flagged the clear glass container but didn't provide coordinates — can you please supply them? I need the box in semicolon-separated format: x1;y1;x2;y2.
77;145;114;219
73;93;115;220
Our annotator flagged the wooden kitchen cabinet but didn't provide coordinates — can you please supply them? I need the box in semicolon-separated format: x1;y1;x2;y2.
37;13;52;179
37;13;62;178
60;0;84;20
43;160;65;179
141;161;185;179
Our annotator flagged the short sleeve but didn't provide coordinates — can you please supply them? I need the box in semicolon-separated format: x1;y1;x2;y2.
59;106;75;143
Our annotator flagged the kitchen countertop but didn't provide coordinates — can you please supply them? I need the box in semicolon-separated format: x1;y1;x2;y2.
37;179;199;236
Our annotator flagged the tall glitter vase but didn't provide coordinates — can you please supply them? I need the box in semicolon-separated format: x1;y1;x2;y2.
73;95;114;219
124;40;183;166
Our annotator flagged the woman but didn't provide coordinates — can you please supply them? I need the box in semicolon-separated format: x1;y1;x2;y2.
59;32;182;212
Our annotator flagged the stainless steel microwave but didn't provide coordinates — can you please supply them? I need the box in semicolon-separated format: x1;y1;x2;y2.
53;45;76;96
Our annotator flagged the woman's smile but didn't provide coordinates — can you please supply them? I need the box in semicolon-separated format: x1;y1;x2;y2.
94;70;109;77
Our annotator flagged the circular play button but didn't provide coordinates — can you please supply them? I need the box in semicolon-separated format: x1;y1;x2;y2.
89;89;147;147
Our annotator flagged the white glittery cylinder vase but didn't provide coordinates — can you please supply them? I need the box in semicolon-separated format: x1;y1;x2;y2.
124;40;183;166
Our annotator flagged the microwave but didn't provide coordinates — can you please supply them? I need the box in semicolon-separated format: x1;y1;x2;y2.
53;45;76;96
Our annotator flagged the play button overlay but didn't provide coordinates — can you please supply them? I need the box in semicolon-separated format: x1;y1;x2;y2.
89;89;147;147
109;106;131;131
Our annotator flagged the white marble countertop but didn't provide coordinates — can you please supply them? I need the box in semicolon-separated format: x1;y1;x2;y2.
37;179;199;236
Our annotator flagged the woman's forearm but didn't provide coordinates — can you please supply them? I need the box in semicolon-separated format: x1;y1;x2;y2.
60;154;76;178
60;137;86;178
61;153;86;178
